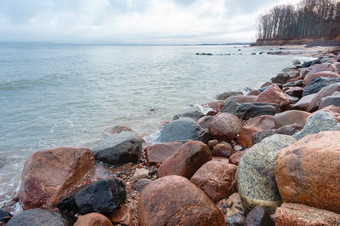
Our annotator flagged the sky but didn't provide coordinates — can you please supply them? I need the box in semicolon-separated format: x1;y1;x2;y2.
0;0;302;44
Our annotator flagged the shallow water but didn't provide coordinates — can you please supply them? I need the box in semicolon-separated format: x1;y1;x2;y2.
0;43;313;208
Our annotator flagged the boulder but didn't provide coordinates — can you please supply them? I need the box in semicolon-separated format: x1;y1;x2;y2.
144;142;183;164
208;113;242;142
275;131;340;213
92;131;143;166
255;84;290;111
56;178;126;215
197;115;214;129
305;63;338;77
138;175;225;226
74;213;113;226
237;115;275;147
313;105;340;122
107;205;133;226
132;179;152;193
303;71;340;86
293;111;340;140
201;101;225;114
272;203;340;226
191;160;237;202
261;81;273;87
285;93;299;105
7;208;71;226
20;147;95;209
302;77;340;97
212;143;233;158
245;206;266;226
292;93;317;111
247;90;261;96
271;73;289;84
283;87;303;98
275;123;302;135
229;150;248;166
156;118;209;143
224;95;257;105
252;129;275;145
307;82;340;112
274;110;310;128
282;79;303;88
319;91;340;109
216;91;243;100
173;110;204;121
221;101;280;120
236;134;296;215
157;141;212;179
299;68;311;78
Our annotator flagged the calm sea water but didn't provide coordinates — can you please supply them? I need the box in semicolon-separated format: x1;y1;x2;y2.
0;43;313;209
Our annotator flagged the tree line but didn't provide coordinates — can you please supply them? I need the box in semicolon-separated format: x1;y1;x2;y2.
257;0;340;40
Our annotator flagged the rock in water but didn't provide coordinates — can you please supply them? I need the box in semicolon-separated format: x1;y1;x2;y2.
156;118;209;143
138;175;225;226
157;141;211;179
191;160;237;202
74;213;113;226
173;110;204;121
272;203;340;226
275;131;340;213
7;208;71;226
57;178;126;215
235;134;296;215
293;111;340;140
92;131;143;166
20;147;95;209
208;113;242;142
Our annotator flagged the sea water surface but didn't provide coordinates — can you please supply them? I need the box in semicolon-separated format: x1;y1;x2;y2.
0;43;313;209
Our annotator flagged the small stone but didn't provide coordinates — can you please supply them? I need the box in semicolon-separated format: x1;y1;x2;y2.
245;206;266;226
130;168;149;182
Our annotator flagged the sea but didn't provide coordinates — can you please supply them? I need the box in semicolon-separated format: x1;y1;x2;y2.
0;43;314;210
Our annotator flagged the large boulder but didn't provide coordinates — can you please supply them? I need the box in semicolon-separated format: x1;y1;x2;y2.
20;147;95;209
305;63;338;76
313;105;340;122
292;93;317;111
7;208;71;226
275;131;340;213
236;134;296;215
274;110;310;128
307;82;340;112
293;111;340;140
283;87;303;98
302;77;340;97
208;113;242;142
319;91;340;109
57;178;126;215
144;142;183;164
156;118;209;143
221;101;280;120
237;115;275;147
157;141;212;179
255;84;290;111
92;131;143;166
272;203;340;226
74;213;113;226
191;160;237;202
303;71;340;86
138;175;225;226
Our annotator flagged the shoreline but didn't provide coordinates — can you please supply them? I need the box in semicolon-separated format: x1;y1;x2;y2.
1;46;340;225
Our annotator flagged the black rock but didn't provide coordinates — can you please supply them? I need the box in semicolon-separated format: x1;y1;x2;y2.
225;213;246;226
216;91;243;100
0;208;12;223
245;206;267;226
173;110;204;121
57;178;126;215
7;208;72;226
221;101;280;120
302;77;340;97
156;118;210;143
252;129;275;145
92;131;143;166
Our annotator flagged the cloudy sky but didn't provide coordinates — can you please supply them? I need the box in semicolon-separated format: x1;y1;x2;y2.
0;0;301;44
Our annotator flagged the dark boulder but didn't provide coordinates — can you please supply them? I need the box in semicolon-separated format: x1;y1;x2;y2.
7;208;72;226
173;110;204;121
156;118;209;143
92;131;143;166
57;178;126;215
302;77;340;97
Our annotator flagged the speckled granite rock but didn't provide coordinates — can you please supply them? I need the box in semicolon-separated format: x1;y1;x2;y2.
235;134;296;215
293;111;340;140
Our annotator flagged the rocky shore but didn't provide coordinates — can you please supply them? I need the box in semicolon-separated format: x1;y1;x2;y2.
1;49;340;226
